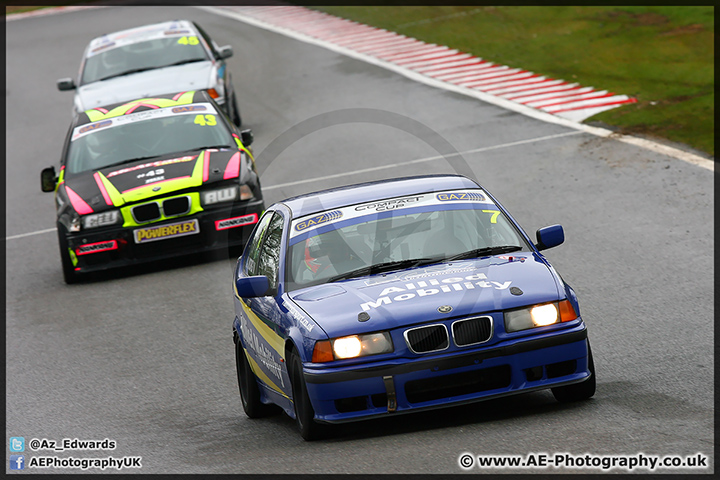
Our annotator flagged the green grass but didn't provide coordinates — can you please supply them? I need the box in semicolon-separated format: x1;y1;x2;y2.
5;4;87;15
5;6;41;15
312;6;714;157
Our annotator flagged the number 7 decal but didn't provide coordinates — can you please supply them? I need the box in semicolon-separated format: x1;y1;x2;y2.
482;209;500;223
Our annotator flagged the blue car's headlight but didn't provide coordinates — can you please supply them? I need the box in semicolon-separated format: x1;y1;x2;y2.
312;331;393;362
504;300;577;333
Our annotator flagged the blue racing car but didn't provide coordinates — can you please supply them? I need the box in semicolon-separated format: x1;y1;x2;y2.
232;174;595;440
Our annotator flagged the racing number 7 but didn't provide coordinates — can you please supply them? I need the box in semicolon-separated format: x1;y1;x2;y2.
482;209;500;223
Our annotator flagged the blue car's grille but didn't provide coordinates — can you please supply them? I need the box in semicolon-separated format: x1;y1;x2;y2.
405;325;449;354
452;316;492;346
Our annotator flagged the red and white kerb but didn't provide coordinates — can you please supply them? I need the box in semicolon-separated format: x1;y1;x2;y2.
220;6;637;122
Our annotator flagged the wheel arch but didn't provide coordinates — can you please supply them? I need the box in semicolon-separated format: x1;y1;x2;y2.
284;335;302;364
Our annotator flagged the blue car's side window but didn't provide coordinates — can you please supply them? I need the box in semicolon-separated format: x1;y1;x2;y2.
256;214;285;292
245;212;274;276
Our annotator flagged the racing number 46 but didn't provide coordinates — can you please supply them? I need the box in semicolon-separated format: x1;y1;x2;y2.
194;114;217;126
177;36;199;45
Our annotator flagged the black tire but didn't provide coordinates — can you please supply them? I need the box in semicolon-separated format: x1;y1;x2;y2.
289;349;327;441
235;338;278;418
231;92;242;127
57;226;79;284
552;343;596;402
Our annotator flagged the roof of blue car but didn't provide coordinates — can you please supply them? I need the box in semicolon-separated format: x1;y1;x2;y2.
282;174;481;219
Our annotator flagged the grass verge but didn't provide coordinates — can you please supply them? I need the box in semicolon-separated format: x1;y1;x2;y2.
312;6;714;158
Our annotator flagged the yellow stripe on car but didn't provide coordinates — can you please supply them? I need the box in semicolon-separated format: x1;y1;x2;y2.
245;347;289;399
95;172;124;207
239;299;285;357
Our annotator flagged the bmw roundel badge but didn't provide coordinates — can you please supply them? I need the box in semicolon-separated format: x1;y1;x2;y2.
438;305;453;314
153;186;161;192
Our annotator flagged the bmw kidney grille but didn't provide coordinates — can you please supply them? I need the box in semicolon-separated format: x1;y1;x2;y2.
404;316;493;353
404;325;449;353
131;196;191;223
452;316;493;346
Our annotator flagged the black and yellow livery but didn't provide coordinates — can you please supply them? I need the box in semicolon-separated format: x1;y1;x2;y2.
41;90;264;283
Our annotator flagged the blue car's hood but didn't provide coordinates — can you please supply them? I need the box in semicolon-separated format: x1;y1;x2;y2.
289;254;563;339
76;61;215;111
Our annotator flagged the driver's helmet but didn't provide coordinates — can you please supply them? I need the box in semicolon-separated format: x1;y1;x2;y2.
303;231;352;274
304;236;325;274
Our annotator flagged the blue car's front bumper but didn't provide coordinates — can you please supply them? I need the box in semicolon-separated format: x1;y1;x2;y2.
303;324;590;423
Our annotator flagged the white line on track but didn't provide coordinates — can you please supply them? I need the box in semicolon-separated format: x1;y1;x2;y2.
5;228;57;241
5;6;712;242
390;49;459;63
5;132;583;241
261;131;584;191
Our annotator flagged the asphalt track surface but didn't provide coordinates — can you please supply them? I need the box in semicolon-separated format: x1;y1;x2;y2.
5;6;714;475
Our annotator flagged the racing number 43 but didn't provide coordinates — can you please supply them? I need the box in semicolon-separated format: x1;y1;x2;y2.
194;114;217;126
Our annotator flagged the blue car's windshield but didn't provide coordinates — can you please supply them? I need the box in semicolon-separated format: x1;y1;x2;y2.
285;197;531;292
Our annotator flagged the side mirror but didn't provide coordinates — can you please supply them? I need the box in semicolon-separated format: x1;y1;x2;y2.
217;45;233;59
57;78;76;91
236;275;270;298
240;128;253;147
41;166;57;192
536;224;564;251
